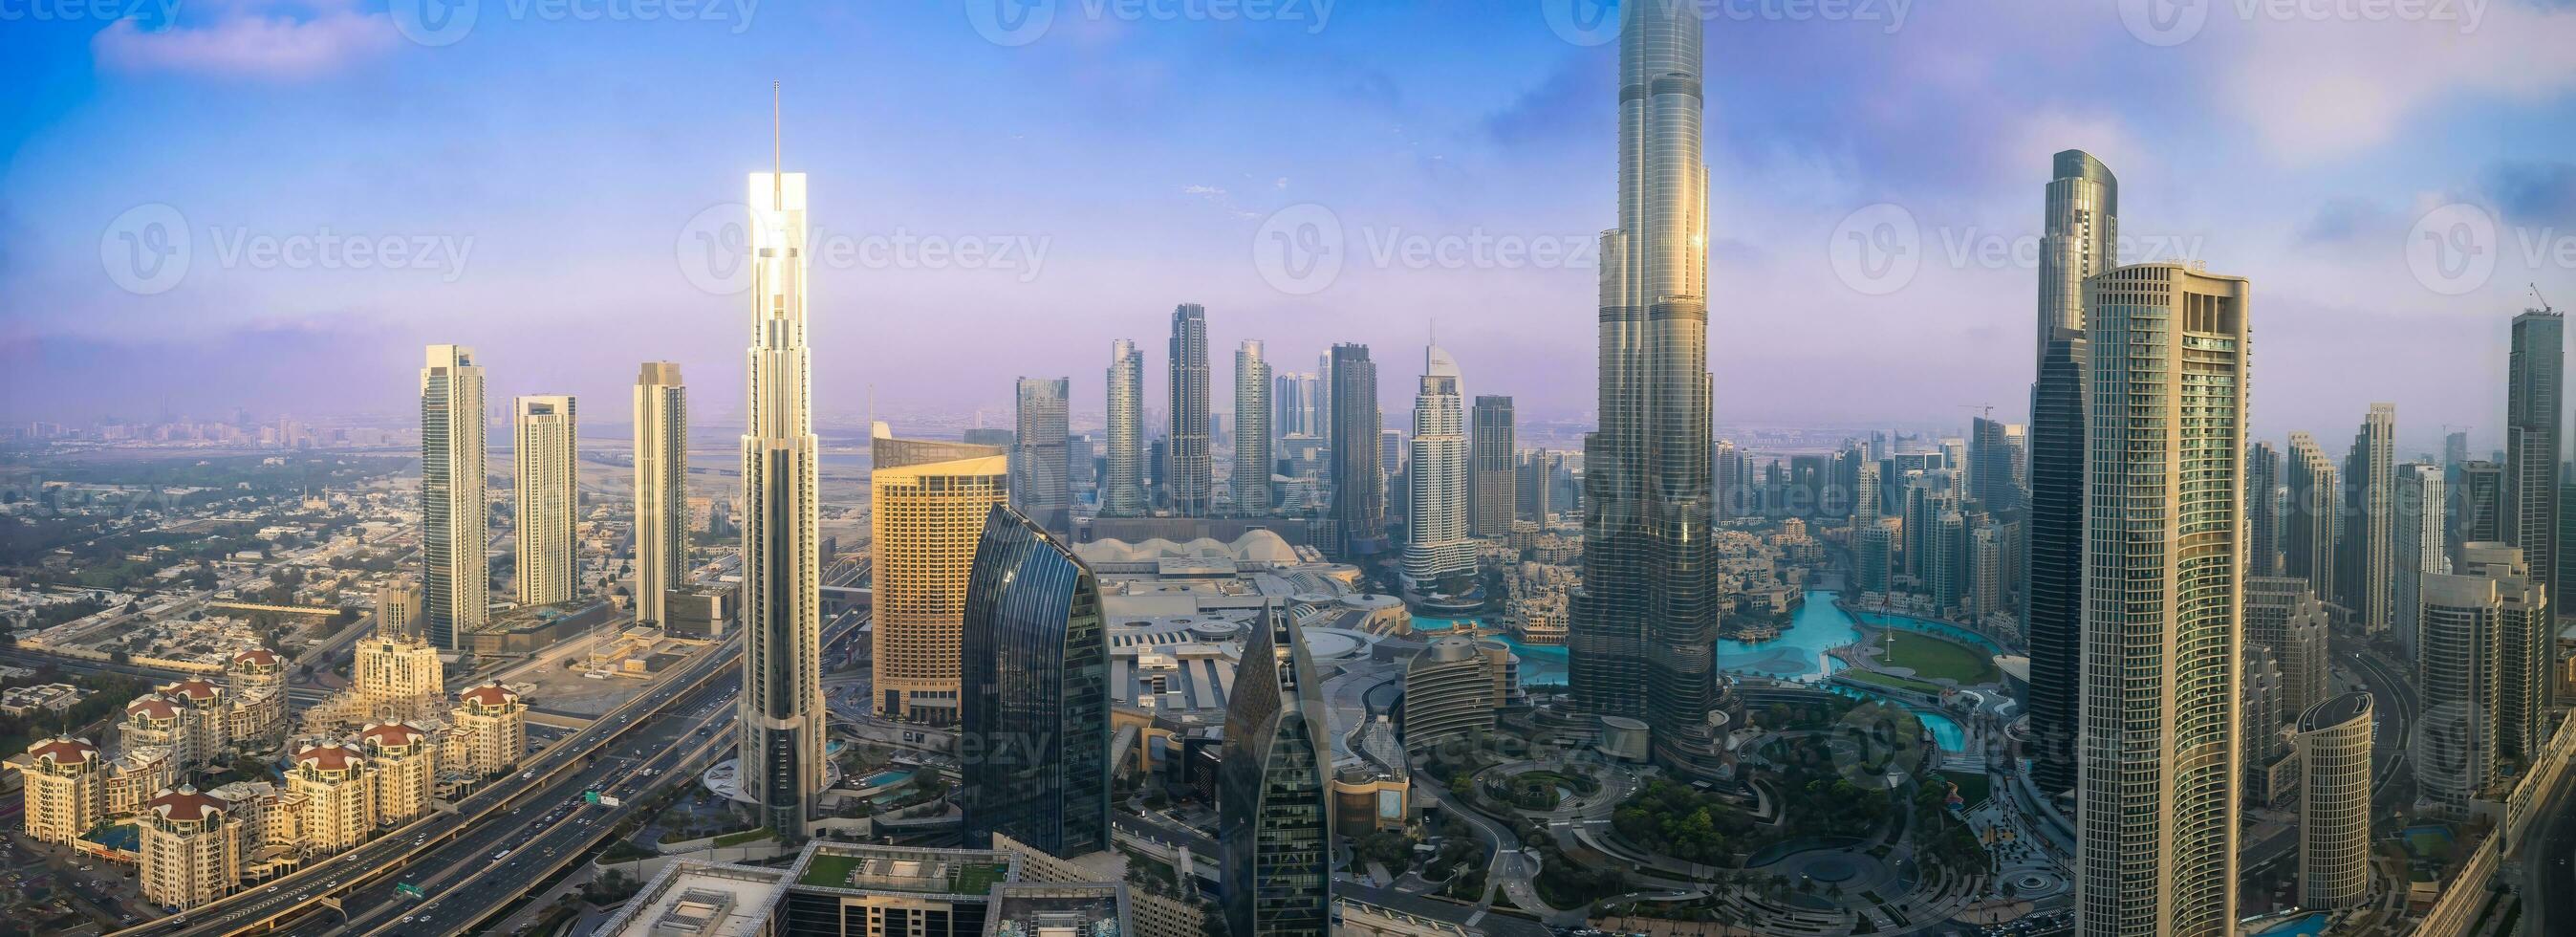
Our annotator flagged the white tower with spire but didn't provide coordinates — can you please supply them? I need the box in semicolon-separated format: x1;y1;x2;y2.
735;84;824;840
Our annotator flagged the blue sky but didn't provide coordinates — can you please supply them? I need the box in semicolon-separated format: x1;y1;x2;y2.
4;0;2574;450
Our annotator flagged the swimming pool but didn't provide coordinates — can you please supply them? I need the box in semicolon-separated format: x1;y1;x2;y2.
2249;913;2327;936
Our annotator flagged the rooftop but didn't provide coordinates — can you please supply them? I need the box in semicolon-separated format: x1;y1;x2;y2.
790;843;1014;897
591;862;789;937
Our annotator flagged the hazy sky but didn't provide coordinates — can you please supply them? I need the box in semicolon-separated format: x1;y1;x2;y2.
4;0;2574;452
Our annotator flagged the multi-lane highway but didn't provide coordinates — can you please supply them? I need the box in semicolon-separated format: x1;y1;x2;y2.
107;633;742;937
295;668;741;936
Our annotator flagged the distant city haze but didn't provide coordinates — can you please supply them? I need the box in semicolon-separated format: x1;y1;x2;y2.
6;4;2572;449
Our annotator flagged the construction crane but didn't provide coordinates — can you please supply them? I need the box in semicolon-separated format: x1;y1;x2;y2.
2534;283;2556;315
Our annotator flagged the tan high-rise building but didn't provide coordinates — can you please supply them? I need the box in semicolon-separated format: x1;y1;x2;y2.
123;683;228;774
287;742;376;856
2076;263;2247;937
452;682;528;777
633;362;688;627
139;786;242;910
355;628;444;724
421;343;488;650
2456;542;2552;764
2294;692;2373;911
513;394;580;606
359;722;437;824
224;649;288;750
377;579;422;639
105;749;175;817
22;737;106;845
869;425;1007;723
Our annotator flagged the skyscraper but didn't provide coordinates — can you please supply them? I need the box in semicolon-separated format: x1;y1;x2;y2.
2456;459;2503;549
1569;0;1722;774
633;362;687;627
2245;441;2282;577
736;99;825;840
2458;541;2554;761
1469;396;1516;538
1328;343;1385;558
2506;310;2563;629
870;425;1008;724
1013;377;1072;534
2416;567;2507;808
2337;403;2396;635
420;343;487;650
1103;339;1145;515
960;504;1109;860
2024;150;2118;796
2075;262;2246;937
1218;606;1334;937
2294;692;2373;911
1233;340;1272;515
512;395;578;606
1404;345;1474;590
2394;464;2448;662
1166;303;1211;516
1968;415;2022;512
2285;431;2340;604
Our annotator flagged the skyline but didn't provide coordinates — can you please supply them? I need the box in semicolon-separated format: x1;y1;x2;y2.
4;2;2574;441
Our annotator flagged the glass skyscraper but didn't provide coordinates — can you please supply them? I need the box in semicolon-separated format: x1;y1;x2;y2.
1166;303;1211;516
1568;0;1723;774
420;343;487;650
2024;149;2116;796
1012;377;1071;534
959;504;1108;861
1218;605;1332;937
632;362;687;627
1103;339;1144;516
1328;343;1385;558
1233;339;1272;515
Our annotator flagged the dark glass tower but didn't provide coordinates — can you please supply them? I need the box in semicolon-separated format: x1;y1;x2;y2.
2023;148;2117;796
1567;0;1722;774
1012;378;1072;534
1167;303;1212;516
1328;343;1386;558
959;504;1109;859
1219;605;1333;937
2246;441;2282;577
2506;310;2562;623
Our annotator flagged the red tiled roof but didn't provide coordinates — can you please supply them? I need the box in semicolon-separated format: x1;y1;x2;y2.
125;695;181;720
146;787;227;822
458;683;519;706
295;744;364;773
231;648;281;666
360;722;426;746
160;679;222;702
29;737;99;766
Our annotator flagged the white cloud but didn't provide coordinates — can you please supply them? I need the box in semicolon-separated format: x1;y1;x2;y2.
94;0;394;78
2221;3;2576;163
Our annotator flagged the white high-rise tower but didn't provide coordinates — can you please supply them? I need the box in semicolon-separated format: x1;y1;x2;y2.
512;395;578;606
1403;344;1474;589
420;344;487;650
633;362;687;626
736;86;823;840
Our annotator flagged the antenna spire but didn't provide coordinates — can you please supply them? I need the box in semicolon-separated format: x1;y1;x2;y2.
770;81;782;209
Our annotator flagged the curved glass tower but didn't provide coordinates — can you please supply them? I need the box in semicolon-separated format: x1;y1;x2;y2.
736;93;824;840
1219;605;1333;937
960;504;1109;860
1104;339;1145;515
1569;0;1721;773
2024;149;2117;796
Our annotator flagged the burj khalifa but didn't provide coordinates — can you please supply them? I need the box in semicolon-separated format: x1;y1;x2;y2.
736;87;825;839
1568;2;1722;774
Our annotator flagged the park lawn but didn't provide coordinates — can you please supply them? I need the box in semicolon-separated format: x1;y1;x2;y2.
1880;631;1999;685
1842;668;1948;697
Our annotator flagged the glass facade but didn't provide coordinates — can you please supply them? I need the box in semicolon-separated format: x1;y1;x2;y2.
1219;607;1333;937
959;504;1110;860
